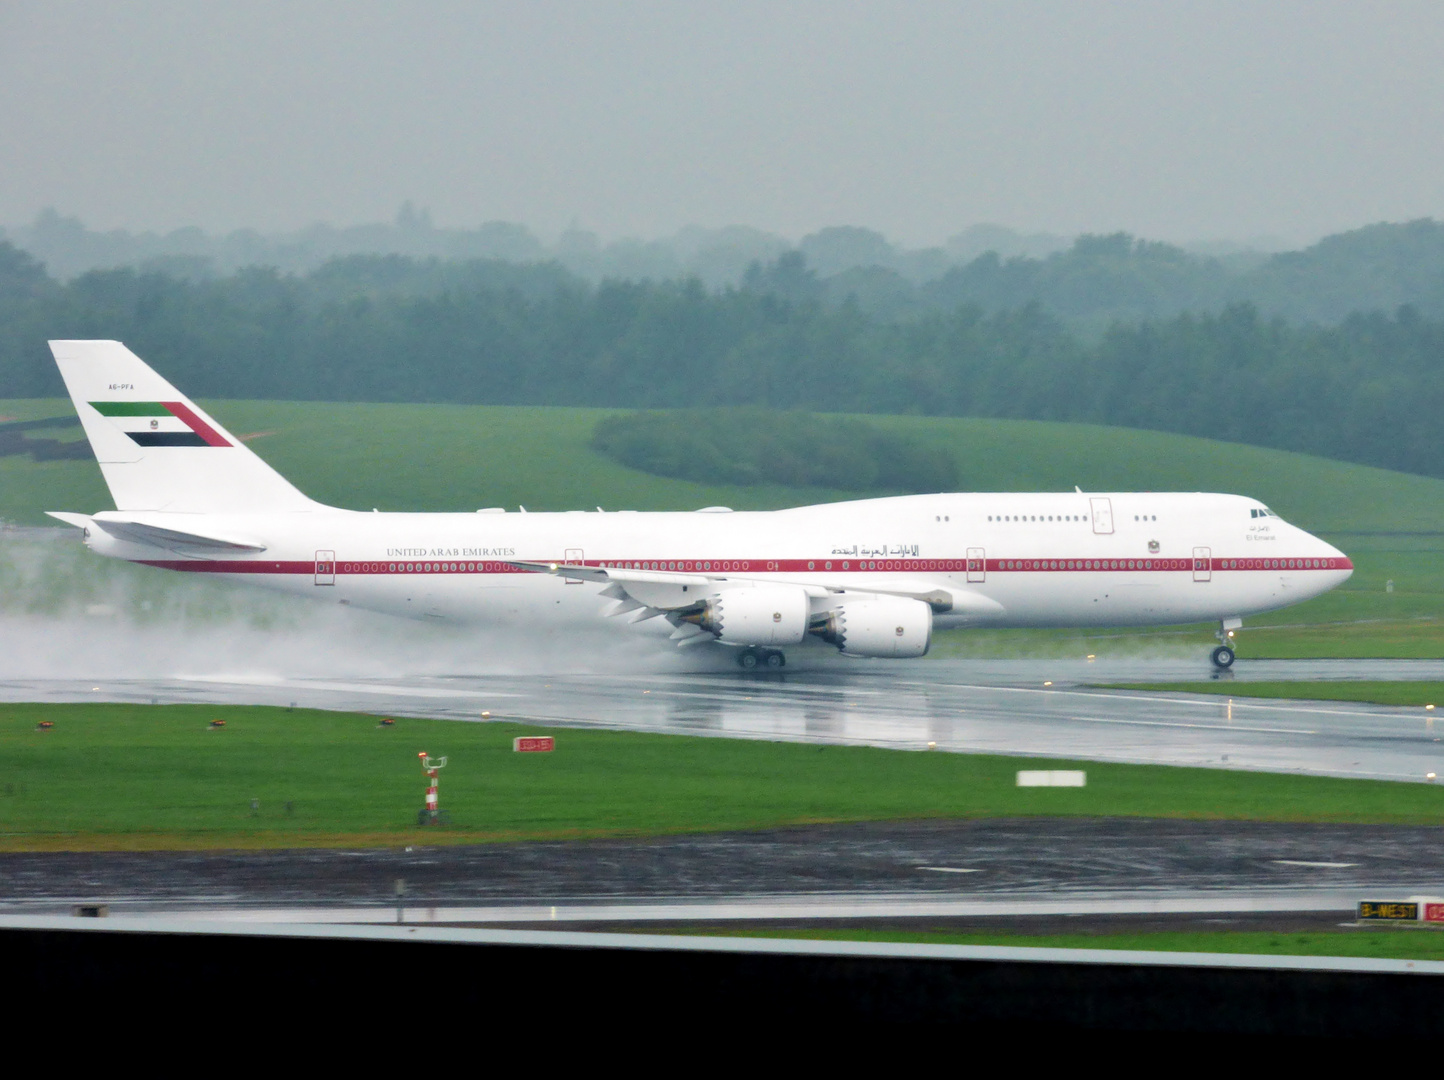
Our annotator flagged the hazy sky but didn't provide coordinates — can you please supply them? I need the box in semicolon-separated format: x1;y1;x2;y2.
3;1;1442;245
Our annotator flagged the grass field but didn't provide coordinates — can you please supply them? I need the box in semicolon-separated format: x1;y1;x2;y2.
6;397;1444;527
672;927;1444;962
1098;681;1444;709
5;398;1444;657
4;703;1444;851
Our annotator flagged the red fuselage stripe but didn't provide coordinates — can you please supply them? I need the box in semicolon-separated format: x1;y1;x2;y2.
136;555;1354;575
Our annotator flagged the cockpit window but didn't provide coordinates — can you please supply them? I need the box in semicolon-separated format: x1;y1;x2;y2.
1251;507;1279;519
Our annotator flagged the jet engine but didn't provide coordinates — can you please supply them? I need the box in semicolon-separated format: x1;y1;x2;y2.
813;596;932;658
689;585;810;646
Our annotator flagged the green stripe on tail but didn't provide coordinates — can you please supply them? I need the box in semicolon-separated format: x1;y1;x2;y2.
90;401;172;416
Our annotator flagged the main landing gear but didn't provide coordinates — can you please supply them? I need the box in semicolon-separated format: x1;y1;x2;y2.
1211;617;1243;669
737;647;786;671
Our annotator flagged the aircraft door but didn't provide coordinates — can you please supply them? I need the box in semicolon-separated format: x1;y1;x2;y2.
1089;498;1114;535
563;547;585;584
1193;546;1212;583
966;547;986;583
315;550;336;586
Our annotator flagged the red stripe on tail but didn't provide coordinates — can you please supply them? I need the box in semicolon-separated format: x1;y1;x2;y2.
162;401;231;447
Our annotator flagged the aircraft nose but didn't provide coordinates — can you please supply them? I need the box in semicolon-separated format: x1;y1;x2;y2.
1315;534;1354;584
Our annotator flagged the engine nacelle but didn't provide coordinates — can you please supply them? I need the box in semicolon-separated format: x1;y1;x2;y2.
695;585;810;646
815;596;932;658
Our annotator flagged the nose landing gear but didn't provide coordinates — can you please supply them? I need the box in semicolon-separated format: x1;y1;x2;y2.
737;647;786;670
1212;617;1243;669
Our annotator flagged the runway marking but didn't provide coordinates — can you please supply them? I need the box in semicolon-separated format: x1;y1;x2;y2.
175;676;521;700
1272;860;1358;869
915;680;1426;721
1062;688;1422;721
917;866;984;874
1065;715;1317;736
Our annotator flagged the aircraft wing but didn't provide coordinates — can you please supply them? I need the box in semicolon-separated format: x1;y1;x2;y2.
507;560;712;589
508;559;984;627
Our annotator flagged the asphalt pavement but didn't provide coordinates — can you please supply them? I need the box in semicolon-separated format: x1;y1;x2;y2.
5;656;1444;782
4;818;1442;930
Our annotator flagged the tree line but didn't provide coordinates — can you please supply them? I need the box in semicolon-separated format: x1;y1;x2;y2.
2;241;1441;479
12;210;1444;328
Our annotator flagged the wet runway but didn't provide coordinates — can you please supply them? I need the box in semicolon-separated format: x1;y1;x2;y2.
5;657;1444;782
7;661;1444;926
4;818;1442;930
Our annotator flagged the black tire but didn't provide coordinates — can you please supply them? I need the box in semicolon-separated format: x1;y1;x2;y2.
764;650;785;669
1211;645;1236;669
737;649;759;670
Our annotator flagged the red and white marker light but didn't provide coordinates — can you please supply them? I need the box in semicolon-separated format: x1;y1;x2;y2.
418;751;447;822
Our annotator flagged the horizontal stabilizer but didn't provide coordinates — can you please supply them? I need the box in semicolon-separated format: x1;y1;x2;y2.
94;519;267;553
45;511;94;531
47;510;266;552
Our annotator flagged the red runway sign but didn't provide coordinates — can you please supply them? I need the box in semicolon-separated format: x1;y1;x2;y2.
513;736;555;753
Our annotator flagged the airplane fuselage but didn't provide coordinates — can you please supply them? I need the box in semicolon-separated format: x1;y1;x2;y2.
81;490;1351;632
46;340;1355;663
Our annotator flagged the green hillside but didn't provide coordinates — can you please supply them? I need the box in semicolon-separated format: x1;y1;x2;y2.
6;397;1444;531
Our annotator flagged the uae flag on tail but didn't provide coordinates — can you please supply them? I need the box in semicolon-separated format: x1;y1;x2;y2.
89;401;232;447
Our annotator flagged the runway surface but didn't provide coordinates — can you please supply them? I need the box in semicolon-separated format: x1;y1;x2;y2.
4;819;1442;930
7;660;1444;926
5;657;1444;782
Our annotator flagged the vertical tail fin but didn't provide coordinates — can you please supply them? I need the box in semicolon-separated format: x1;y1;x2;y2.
49;340;323;513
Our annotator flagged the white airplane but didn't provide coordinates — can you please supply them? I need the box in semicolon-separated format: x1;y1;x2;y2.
45;340;1352;670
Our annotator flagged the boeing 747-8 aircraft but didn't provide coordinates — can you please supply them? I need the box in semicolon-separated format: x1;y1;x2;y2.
45;341;1352;669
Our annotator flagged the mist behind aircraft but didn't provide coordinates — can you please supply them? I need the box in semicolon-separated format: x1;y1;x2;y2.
0;529;679;682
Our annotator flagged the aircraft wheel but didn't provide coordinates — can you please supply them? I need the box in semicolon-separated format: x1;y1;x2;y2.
1211;645;1236;669
764;650;786;670
737;649;760;670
